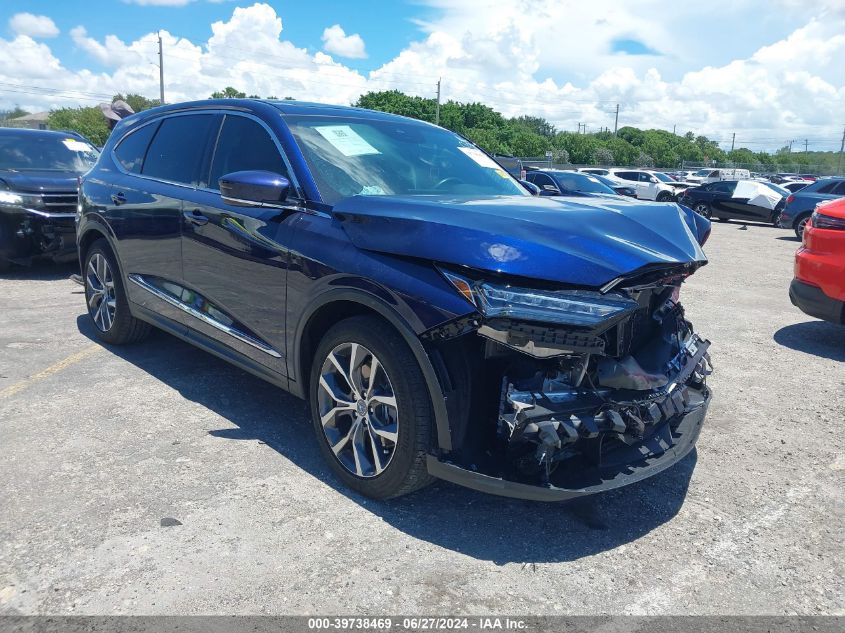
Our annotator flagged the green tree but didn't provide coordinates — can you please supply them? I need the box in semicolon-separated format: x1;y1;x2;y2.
47;107;110;146
113;93;160;113
210;87;247;99
592;147;614;165
0;106;30;120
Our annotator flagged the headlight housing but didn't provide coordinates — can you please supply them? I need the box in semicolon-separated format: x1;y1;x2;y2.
0;190;44;209
440;268;638;328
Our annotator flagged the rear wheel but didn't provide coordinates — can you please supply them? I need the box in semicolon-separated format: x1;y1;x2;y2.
309;315;435;499
794;214;812;239
656;191;673;202
84;239;150;345
693;202;712;219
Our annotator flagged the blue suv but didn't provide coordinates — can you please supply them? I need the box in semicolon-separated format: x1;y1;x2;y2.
78;99;713;501
780;177;845;238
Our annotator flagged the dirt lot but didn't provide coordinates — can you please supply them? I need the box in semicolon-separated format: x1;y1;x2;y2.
0;221;843;616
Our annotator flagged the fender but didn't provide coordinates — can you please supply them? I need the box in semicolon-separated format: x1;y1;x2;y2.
291;285;454;452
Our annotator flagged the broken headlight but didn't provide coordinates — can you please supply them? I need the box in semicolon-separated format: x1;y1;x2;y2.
440;268;638;327
0;190;44;209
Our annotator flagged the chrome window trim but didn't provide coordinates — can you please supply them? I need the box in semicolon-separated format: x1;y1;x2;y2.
128;274;282;358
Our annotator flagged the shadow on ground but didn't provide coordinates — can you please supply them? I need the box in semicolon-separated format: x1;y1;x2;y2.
775;235;800;242
774;320;845;362
0;260;77;282
77;314;696;565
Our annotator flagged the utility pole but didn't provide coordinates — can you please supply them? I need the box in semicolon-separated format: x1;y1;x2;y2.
804;139;808;153
787;140;793;153
730;132;735;153
672;124;676;135
837;126;845;174
435;78;441;126
613;103;619;136
157;31;165;105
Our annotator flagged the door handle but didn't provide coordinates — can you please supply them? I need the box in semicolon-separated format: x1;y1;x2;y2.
183;209;209;226
111;192;126;205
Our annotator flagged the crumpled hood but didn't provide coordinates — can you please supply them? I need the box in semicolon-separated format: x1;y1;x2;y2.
333;194;708;287
0;169;78;193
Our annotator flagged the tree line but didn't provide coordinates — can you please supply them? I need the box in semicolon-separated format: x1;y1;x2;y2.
21;87;840;174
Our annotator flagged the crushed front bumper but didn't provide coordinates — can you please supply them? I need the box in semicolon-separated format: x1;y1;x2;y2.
0;207;77;265
427;384;709;501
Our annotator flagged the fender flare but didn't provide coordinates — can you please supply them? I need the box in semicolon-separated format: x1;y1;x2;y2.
292;286;453;452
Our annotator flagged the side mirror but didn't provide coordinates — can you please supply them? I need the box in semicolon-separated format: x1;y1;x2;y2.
220;170;290;207
519;180;540;196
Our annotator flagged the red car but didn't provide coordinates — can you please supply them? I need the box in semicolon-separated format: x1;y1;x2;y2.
790;197;845;324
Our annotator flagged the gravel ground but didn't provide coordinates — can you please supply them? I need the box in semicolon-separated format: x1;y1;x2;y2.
0;220;843;616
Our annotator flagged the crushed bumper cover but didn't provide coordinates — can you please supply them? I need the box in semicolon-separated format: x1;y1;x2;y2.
0;207;77;264
426;387;709;501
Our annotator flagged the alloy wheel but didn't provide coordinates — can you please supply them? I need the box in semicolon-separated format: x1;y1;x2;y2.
86;253;116;332
694;203;711;219
797;216;810;237
317;342;399;478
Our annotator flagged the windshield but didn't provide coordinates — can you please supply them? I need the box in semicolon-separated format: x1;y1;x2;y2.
551;172;615;194
284;115;527;204
694;169;711;177
652;172;674;182
0;132;99;172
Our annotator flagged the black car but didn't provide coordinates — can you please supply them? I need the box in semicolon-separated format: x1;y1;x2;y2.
596;174;637;198
525;169;622;199
77;99;713;502
677;180;785;225
0;128;99;271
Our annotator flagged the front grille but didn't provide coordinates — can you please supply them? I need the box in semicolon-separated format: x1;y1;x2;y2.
40;191;78;214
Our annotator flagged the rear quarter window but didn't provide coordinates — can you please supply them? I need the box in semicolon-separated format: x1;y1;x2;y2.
113;122;159;174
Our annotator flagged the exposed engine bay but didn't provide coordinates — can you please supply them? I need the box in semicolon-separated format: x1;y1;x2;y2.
424;270;713;491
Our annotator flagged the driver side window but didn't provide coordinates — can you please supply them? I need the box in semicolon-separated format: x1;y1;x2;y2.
206;115;288;191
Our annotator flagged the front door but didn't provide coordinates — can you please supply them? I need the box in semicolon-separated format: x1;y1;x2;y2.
180;113;299;375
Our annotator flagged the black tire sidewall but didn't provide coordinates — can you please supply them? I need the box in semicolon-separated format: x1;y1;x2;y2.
308;316;432;499
84;240;135;344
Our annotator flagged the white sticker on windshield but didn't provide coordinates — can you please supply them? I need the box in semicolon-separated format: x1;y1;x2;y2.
62;139;94;152
458;146;500;169
314;125;380;157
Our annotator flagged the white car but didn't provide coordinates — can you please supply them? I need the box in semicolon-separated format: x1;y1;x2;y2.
578;167;611;176
606;168;684;201
685;168;751;185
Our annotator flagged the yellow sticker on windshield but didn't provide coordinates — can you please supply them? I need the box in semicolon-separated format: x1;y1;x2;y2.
494;169;509;178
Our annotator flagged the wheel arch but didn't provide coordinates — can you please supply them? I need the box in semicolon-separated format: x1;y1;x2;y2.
77;221;120;272
293;288;453;452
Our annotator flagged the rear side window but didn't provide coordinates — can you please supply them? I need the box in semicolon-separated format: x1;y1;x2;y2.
816;180;845;194
616;171;637;181
207;115;287;190
710;181;736;194
142;114;218;185
834;181;845;195
113;122;159;174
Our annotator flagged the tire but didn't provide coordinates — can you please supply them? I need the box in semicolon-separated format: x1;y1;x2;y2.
656;191;673;202
693;202;711;219
309;315;435;499
794;214;811;239
83;239;151;345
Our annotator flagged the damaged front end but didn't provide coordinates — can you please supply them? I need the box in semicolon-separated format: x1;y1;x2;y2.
0;190;78;266
423;264;713;501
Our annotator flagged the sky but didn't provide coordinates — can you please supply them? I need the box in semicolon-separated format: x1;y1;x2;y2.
2;0;845;153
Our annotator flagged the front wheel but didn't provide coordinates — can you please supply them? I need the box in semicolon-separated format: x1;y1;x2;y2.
656;191;673;202
693;202;712;219
309;315;435;499
84;239;151;345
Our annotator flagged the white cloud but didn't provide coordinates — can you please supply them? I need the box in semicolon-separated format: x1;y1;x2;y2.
1;2;843;152
9;13;59;38
321;24;367;59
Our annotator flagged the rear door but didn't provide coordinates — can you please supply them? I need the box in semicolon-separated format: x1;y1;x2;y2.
179;112;300;375
108;113;218;326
